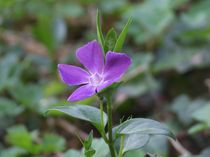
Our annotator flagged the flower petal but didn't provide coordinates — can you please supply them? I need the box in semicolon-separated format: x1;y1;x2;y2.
58;64;89;85
76;40;104;74
103;51;132;81
68;84;95;102
96;80;114;92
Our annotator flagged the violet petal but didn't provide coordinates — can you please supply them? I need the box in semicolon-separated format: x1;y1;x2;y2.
68;84;95;102
76;40;104;74
58;64;89;85
96;80;114;92
103;51;132;81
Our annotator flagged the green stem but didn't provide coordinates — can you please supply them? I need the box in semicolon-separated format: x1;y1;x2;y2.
107;97;116;157
99;99;108;143
118;135;125;157
97;95;116;157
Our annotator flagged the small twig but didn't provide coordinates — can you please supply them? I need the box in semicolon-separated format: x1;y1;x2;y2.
169;139;190;156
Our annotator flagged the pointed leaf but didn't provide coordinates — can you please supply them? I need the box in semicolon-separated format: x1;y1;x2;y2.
96;10;105;52
116;118;175;140
114;17;132;52
84;131;96;157
47;105;108;132
84;131;94;150
104;28;117;52
188;123;208;134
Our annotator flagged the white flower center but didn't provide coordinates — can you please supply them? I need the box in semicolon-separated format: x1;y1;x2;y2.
89;73;103;87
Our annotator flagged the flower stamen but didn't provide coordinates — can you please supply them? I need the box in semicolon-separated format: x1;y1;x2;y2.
89;73;104;87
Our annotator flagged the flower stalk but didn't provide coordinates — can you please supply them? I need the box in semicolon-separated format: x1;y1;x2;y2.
107;97;116;157
98;95;116;157
98;96;108;143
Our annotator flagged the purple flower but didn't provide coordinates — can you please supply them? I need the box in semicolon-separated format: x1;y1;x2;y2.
58;40;132;102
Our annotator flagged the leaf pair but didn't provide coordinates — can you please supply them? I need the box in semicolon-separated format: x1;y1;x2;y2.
113;118;176;154
47;105;175;155
96;10;132;53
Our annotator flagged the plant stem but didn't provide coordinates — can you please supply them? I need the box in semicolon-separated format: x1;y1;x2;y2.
97;94;116;157
107;97;116;157
99;99;108;143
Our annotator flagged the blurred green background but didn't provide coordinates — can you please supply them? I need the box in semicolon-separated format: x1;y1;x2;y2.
0;0;210;156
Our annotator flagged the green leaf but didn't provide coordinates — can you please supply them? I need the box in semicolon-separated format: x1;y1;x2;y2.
121;0;174;44
114;17;132;52
6;125;66;154
41;133;66;153
81;138;109;157
6;125;41;154
8;83;43;110
33;15;55;52
181;0;210;28
188;123;209;134
191;104;210;126
33;16;67;54
84;131;95;157
0;97;23;117
6;125;32;148
171;95;203;126
91;138;109;157
84;131;94;150
44;80;67;96
123;134;150;153
0;53;21;92
96;10;105;52
144;135;168;157
47;105;108;132
116;118;175;140
85;148;95;157
104;28;117;52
